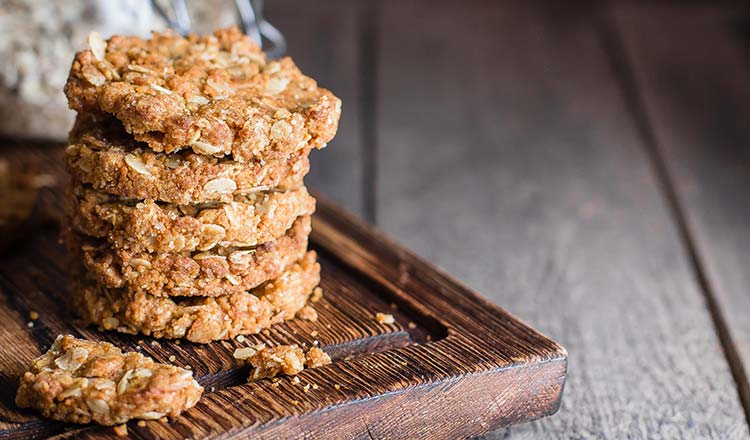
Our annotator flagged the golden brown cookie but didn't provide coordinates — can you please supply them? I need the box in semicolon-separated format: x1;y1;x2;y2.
66;117;310;204
70;251;320;343
15;335;202;426
66;215;311;298
69;184;315;254
65;27;341;162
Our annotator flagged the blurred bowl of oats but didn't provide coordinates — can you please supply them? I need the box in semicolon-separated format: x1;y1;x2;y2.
0;0;235;141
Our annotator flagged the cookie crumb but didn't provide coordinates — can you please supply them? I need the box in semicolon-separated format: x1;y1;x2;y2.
309;330;318;337
305;347;331;368
310;287;323;303
137;420;147;427
232;344;264;360
375;313;395;324
236;335;246;343
29;311;39;320
113;424;128;436
334;384;340;390
26;321;34;328
291;376;301;385
296;305;318;321
168;355;176;362
407;322;416;329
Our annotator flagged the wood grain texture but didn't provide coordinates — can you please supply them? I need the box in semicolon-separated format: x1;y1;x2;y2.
613;2;750;420
0;144;565;439
374;1;749;438
265;0;367;218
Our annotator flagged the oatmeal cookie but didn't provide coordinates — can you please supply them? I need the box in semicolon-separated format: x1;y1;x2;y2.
70;184;315;253
15;335;202;426
71;251;320;343
66;117;310;204
66;215;311;298
65;27;341;162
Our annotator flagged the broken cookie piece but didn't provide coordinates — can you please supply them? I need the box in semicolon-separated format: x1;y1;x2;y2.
296;305;318;321
234;344;331;381
375;312;395;325
305;347;331;369
15;335;203;426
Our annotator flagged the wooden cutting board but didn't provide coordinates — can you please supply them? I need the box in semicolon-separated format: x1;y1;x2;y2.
0;144;567;439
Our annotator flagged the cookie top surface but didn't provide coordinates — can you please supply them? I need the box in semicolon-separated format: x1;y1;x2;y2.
65;27;341;162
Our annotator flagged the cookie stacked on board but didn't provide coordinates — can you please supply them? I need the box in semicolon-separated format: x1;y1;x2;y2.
61;27;341;343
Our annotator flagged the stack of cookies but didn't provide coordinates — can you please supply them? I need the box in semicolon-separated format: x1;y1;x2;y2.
61;28;341;343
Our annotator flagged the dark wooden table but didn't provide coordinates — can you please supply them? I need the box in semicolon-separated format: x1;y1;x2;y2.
266;0;750;438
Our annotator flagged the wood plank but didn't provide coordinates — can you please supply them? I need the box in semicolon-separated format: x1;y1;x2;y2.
265;0;367;218
0;145;565;439
374;1;749;437
614;2;750;420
